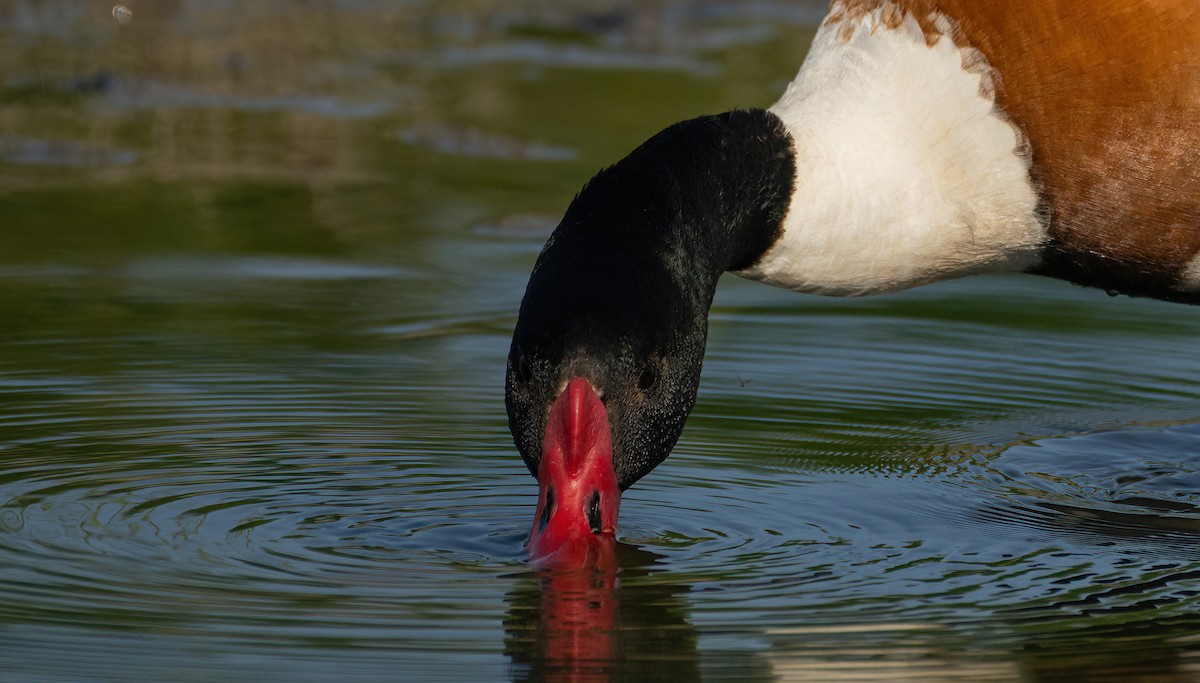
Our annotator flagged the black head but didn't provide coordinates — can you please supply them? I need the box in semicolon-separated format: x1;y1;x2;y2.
506;109;794;491
506;245;708;490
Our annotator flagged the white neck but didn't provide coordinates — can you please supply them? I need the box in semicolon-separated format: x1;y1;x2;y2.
739;6;1047;296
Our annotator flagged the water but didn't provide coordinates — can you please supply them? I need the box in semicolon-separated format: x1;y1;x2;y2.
2;3;1199;681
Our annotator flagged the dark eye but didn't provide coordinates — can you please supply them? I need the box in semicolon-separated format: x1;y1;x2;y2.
515;353;532;383
637;364;658;391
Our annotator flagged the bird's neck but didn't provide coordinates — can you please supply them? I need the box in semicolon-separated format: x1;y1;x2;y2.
552;109;797;314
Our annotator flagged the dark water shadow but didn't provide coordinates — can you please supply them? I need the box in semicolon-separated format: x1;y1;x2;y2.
1015;614;1200;683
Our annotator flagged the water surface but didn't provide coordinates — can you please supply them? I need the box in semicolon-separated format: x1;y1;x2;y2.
2;2;1199;681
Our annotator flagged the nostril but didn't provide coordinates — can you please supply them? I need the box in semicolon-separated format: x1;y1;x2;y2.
539;487;555;533
586;491;602;533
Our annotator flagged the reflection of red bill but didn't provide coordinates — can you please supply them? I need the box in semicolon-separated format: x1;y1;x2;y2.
528;377;621;567
537;556;619;679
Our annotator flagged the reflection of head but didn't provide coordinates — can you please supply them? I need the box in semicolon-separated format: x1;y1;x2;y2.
503;543;700;682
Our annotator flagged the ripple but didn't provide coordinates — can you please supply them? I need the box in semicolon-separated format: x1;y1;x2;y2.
965;424;1200;559
607;414;1200;645
0;136;137;167
104;78;398;119
395;126;577;161
4;243;1200;678
398;41;716;74
0;344;533;659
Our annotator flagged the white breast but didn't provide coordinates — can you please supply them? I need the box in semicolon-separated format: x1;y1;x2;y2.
739;5;1047;296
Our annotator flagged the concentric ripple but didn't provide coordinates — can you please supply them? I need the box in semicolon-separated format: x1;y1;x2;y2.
4;258;1200;681
0;361;531;602
5;256;1200;681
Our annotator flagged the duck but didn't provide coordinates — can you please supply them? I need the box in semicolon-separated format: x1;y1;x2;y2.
507;0;1200;561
